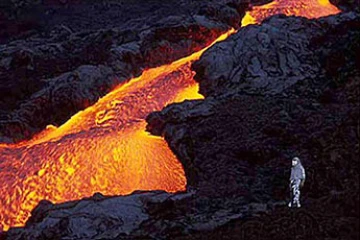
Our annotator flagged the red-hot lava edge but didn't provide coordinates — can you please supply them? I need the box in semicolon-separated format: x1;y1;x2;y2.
0;0;339;232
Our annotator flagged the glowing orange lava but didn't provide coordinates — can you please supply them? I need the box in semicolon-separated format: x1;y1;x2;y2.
241;0;340;26
0;31;233;231
0;0;340;232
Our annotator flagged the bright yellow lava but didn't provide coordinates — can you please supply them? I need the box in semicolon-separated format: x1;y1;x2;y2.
0;0;340;232
241;0;340;26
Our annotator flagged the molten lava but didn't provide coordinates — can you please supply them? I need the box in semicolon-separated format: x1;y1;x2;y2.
0;31;232;231
241;0;339;26
0;0;339;232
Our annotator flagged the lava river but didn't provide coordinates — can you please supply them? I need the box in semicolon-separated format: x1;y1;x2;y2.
0;0;339;232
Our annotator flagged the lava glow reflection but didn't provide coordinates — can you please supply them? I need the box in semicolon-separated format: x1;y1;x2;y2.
0;0;340;231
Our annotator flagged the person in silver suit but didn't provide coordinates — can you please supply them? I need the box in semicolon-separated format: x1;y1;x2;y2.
288;157;306;208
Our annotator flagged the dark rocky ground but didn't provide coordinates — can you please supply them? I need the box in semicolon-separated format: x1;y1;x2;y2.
2;5;359;240
0;0;250;143
146;11;360;239
330;0;360;11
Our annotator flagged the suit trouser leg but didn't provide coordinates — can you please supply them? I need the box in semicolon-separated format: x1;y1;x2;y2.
292;180;301;206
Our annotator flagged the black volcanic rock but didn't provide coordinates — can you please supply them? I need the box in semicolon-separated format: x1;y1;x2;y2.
330;0;360;11
146;11;360;239
5;191;177;240
0;0;250;143
5;11;359;240
191;12;359;97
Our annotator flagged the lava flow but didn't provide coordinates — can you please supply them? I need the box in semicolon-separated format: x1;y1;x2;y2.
0;31;233;231
0;0;339;232
242;0;339;25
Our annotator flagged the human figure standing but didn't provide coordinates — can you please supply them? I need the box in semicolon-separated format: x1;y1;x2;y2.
288;157;306;208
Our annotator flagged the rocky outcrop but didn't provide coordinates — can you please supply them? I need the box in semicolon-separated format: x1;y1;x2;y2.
4;11;359;240
5;191;184;240
0;0;250;143
191;12;359;97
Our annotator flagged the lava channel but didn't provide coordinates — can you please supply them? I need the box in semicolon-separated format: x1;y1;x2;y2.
0;0;340;232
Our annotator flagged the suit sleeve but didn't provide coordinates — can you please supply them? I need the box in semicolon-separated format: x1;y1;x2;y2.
301;167;306;180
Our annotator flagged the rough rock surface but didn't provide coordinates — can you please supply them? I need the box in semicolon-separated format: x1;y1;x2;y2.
4;11;359;240
0;0;250;143
146;11;360;239
191;12;359;98
5;191;178;240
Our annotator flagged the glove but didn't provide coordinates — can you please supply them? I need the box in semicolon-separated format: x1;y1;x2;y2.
300;179;305;188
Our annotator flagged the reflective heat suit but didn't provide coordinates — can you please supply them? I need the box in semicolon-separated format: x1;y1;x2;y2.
289;158;306;208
